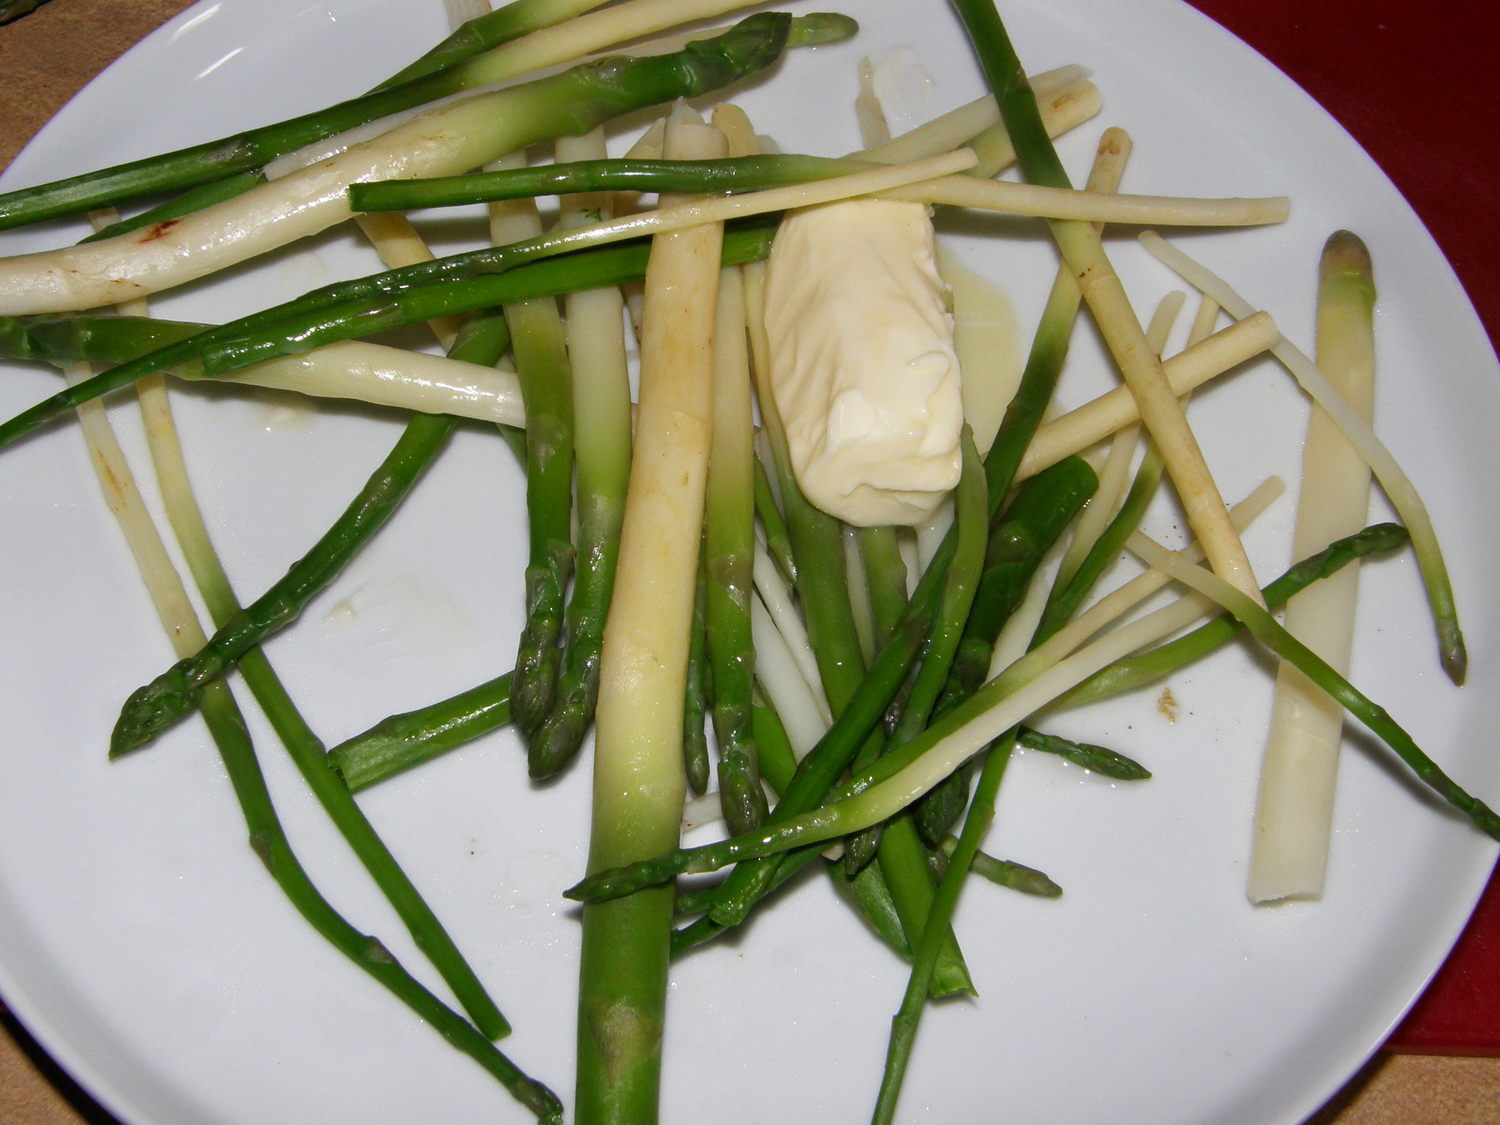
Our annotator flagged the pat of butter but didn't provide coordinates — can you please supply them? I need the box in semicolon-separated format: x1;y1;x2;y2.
762;198;963;527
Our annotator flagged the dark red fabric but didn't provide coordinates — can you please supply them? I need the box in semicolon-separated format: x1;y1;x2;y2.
1186;0;1500;1055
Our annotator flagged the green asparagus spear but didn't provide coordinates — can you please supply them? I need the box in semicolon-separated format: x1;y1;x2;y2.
348;154;868;213
328;672;514;792
502;294;575;739
703;262;767;834
197;678;563;1122
108;405;463;758
1057;523;1411;709
683;564;714;797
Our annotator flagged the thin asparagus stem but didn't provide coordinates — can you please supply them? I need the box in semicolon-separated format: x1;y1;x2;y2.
0;310;526;427
574;109;724;1125
934;835;1063;898
488;161;576;741
1056;523;1410;709
683;563;713;797
328;672;513;791
527;127;633;777
201;680;562;1121
872;736;1014;1125
1127;532;1500;840
1014;727;1150;780
349;154;868;213
704;238;768;834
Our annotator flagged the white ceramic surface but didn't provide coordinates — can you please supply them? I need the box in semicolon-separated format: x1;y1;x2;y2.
2;2;1498;1123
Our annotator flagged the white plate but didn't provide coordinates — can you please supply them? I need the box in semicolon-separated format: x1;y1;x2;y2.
2;2;1498;1122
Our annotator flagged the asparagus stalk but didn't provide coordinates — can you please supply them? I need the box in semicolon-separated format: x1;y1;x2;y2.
1014;727;1150;780
527;127;634;777
683;564;714;797
0;311;528;425
329;672;514;791
872;729;1014;1125
574;109;724;1125
935;835;1063;898
1249;235;1379;902
348;154;872;212
486;156;576;740
703;176;769;834
346;155;1285;229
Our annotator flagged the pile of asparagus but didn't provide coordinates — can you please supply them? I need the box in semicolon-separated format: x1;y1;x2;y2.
0;0;1491;1121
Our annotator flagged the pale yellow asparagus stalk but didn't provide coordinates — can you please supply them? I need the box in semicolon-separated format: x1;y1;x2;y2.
575;108;727;1125
1016;311;1279;480
1248;231;1377;903
220;342;524;423
66;361;205;654
856;66;1092;165
882;176;1288;227
1054;290;1185;587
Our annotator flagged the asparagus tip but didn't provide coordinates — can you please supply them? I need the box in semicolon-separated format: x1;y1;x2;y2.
1441;624;1468;687
788;12;860;47
1320;229;1375;309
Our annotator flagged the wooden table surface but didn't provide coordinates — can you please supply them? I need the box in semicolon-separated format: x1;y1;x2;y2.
2;1;1499;1122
